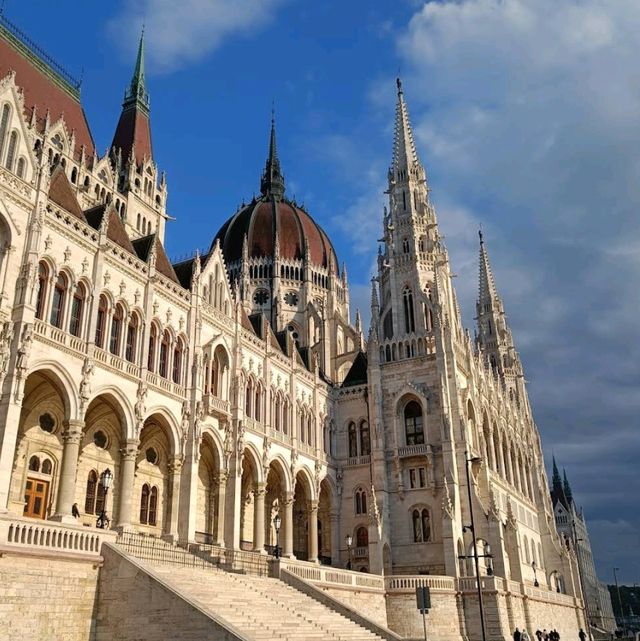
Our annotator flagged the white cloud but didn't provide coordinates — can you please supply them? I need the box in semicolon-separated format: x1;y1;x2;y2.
109;0;290;72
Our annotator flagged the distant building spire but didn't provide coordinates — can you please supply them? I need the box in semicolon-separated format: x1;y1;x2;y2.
260;112;285;199
563;469;573;505
552;457;562;494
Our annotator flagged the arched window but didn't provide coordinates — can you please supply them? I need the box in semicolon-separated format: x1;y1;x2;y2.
28;455;40;472
402;238;409;253
16;157;26;179
110;304;124;355
147;324;157;371
70;166;77;183
245;379;253;417
159;330;170;378
382;312;393;340
140;483;150;524
211;352;219;395
5;130;17;171
359;420;371;456
355;488;367;515
274;395;282;431
84;470;105;515
403;288;415;333
125;314;138;363
0;104;10;158
148;486;158;526
348;422;358;458
404;401;424;446
283;399;289;435
299;410;305;444
50;272;67;328
356;526;368;548
69;282;85;337
95;295;108;348
254;386;261;421
41;459;52;475
136;213;141;230
172;337;183;384
35;262;49;320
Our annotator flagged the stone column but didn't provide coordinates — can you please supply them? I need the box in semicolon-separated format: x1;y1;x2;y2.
308;499;319;563
165;456;182;542
253;482;266;553
283;491;294;558
52;419;84;521
116;439;139;529
330;510;340;568
215;470;228;546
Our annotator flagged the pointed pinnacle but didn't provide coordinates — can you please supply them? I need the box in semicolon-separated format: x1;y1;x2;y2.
392;78;422;177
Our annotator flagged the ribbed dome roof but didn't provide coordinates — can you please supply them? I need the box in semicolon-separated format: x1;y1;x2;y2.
213;116;339;275
214;197;339;275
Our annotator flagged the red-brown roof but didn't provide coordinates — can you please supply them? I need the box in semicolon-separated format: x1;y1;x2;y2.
111;106;153;165
214;197;339;274
48;166;85;220
0;26;95;161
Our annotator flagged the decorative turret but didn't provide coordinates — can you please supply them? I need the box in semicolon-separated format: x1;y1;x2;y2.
260;114;285;200
476;230;523;395
563;469;573;505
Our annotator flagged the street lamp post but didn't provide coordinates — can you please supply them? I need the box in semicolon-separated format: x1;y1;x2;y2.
613;567;624;636
273;514;282;559
532;561;540;587
462;452;489;641
345;534;353;571
96;468;113;530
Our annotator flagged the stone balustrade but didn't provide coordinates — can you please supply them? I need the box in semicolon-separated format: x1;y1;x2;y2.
275;558;385;591
385;575;457;592
0;513;116;559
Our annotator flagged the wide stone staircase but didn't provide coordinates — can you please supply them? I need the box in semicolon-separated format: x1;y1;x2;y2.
112;534;391;641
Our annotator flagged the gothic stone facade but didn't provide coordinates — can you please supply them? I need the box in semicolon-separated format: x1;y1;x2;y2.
0;18;587;641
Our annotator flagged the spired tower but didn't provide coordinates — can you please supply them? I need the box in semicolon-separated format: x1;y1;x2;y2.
339;80;581;630
110;30;169;242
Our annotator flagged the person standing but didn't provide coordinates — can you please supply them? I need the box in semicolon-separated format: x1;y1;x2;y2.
514;628;522;641
579;629;587;641
522;629;531;641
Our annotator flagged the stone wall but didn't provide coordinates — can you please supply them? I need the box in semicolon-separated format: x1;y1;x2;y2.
320;585;388;627
0;552;99;641
385;589;466;641
96;543;246;641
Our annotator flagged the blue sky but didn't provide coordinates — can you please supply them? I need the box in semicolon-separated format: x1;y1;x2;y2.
9;0;640;582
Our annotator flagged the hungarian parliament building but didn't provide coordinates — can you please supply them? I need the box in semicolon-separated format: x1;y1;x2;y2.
0;13;613;641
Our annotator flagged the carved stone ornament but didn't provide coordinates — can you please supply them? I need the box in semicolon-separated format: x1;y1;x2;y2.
368;483;382;528
79;357;95;411
193;400;204;462
14;323;33;401
0;320;14;390
442;476;454;520
314;459;322;495
290;448;298;480
180;401;191;459
262;435;271;474
134;381;148;436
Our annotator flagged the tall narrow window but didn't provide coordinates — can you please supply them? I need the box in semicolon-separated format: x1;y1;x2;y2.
283;400;289;435
211;352;219;395
356;526;368;548
69;283;85;337
403;288;415;333
140;484;150;524
0;104;9;159
359;420;371;456
125;314;138;363
4;130;17;171
35;262;48;320
95;295;108;347
421;509;431;542
16;157;25;179
84;470;98;514
159;330;169;378
348;422;358;458
147;324;157;371
404;400;424;446
95;479;106;517
254;387;261;421
172;338;183;384
413;510;422;542
148;486;158;526
110;304;123;355
275;395;281;431
245;380;252;416
49;273;67;328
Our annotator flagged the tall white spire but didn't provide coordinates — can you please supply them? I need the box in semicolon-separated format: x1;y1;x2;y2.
391;78;424;181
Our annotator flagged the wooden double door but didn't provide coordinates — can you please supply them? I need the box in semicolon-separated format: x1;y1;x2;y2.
23;477;49;519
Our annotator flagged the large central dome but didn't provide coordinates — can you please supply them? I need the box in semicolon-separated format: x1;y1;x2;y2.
215;198;338;274
213;118;339;275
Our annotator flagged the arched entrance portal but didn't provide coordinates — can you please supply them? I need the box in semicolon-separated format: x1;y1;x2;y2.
318;479;333;565
196;433;222;544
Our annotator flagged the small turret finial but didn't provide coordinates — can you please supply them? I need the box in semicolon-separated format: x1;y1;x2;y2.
396;77;403;95
479;226;484;244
